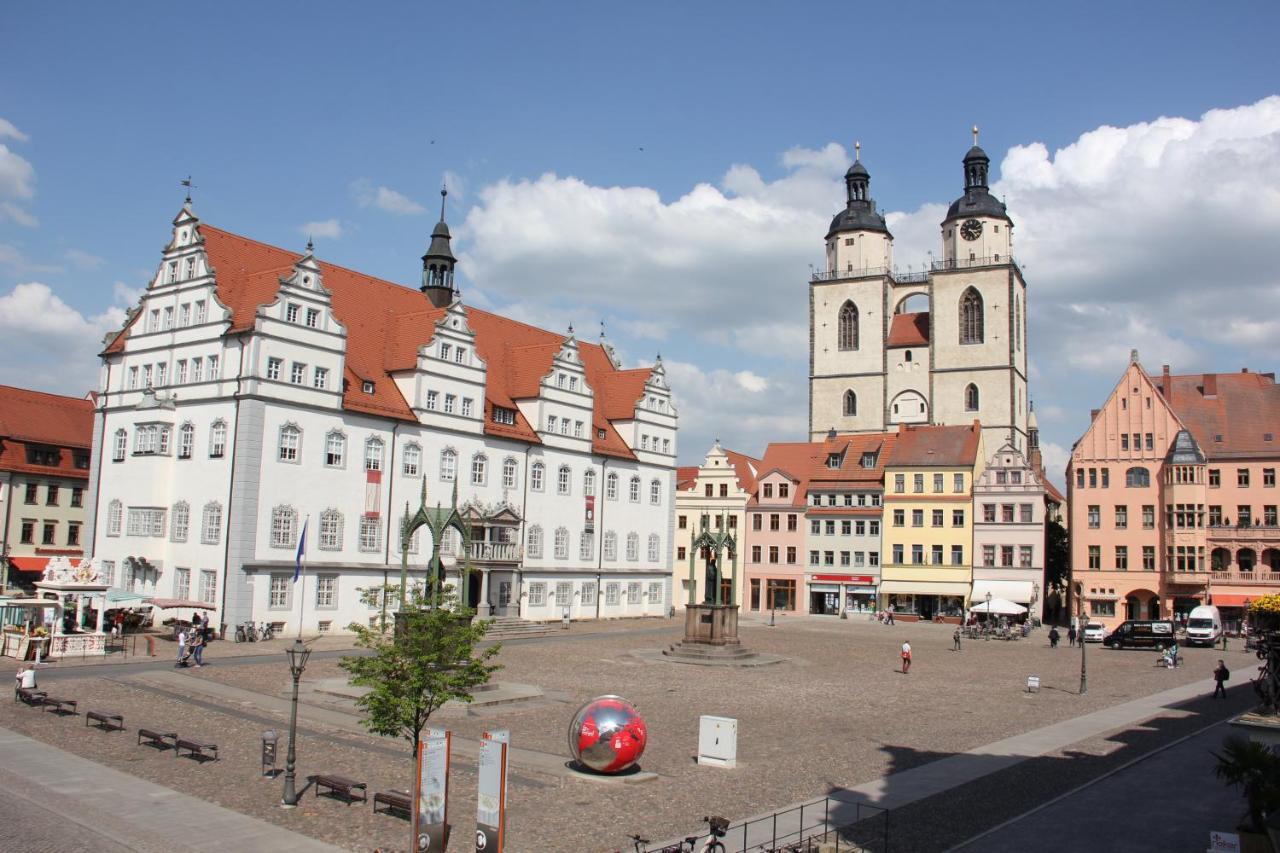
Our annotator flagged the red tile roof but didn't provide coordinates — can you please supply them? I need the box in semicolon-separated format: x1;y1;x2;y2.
887;312;929;348
752;442;820;507
106;222;656;460
723;449;761;495
676;466;700;491
0;385;94;448
887;422;982;467
1163;370;1280;460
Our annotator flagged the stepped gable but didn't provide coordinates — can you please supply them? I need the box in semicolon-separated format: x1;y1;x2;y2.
1163;369;1280;459
886;312;930;348
103;223;655;459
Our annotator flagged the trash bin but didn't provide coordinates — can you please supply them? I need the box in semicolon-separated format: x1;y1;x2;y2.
261;730;279;776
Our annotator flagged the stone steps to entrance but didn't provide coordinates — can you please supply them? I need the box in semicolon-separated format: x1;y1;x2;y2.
478;616;555;641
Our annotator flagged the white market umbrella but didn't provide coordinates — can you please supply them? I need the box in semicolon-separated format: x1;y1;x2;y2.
970;598;1027;616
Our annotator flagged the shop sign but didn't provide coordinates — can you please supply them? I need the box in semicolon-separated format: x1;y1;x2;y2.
813;574;874;584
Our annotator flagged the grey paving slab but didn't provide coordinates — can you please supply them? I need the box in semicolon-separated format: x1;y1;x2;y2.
951;720;1242;853
0;726;344;853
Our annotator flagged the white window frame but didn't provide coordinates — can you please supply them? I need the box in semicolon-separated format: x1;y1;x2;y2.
170;501;190;542
403;443;421;477
319;509;343;550
554;527;569;560
325;431;346;468
201;502;222;544
270;506;297;549
603;531;617;561
278;424;301;463
365;438;384;472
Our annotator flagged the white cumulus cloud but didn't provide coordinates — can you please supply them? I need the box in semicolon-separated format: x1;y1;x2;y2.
299;218;343;240
352;179;426;215
0;118;28;142
0;282;129;392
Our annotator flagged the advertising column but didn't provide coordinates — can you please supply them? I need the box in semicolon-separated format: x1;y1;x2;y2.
475;729;509;852
413;728;451;852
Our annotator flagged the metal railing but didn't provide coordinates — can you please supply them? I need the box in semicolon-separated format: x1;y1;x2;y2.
810;254;1019;284
1211;571;1280;585
640;796;888;853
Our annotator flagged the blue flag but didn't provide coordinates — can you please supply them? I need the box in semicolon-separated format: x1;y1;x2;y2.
294;518;308;582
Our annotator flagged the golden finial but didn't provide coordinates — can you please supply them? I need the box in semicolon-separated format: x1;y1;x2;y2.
854;140;861;160
972;125;979;146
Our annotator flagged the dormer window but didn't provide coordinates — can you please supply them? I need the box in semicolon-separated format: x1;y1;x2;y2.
827;453;841;469
362;380;375;394
597;428;606;440
491;406;516;426
861;453;876;469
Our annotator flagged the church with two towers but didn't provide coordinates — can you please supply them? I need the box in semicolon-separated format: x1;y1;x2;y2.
809;134;1030;454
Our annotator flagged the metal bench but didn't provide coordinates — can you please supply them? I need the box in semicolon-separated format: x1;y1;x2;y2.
174;738;218;762
40;697;77;715
373;788;412;817
311;774;368;804
137;728;177;750
86;710;125;731
15;687;47;706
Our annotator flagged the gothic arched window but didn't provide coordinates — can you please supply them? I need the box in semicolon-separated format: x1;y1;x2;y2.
838;301;859;351
960;288;984;344
964;383;979;412
843;390;858;416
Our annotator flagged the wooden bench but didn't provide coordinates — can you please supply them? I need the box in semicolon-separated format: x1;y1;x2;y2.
373;788;412;817
174;738;218;762
138;728;177;750
86;710;125;731
311;774;368;804
40;697;77;715
15;688;46;706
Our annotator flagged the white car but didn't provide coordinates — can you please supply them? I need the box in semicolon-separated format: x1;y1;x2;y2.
1083;622;1106;643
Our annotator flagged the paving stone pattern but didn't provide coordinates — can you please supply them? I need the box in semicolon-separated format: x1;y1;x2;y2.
0;616;1243;851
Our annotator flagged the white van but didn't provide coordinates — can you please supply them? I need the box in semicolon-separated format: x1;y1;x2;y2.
1185;605;1223;646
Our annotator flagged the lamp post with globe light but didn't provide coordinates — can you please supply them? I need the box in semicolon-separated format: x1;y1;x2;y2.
281;638;311;807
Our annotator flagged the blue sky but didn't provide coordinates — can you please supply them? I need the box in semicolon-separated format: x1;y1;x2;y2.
3;1;1279;481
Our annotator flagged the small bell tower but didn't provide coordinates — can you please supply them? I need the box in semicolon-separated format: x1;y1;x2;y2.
421;187;458;308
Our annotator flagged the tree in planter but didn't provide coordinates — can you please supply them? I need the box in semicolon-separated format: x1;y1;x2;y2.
341;583;501;758
1214;734;1280;833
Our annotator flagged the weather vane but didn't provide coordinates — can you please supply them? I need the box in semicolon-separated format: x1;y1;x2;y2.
181;175;196;203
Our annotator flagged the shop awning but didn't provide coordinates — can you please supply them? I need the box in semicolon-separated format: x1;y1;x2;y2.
879;580;970;596
7;557;49;574
105;590;152;605
1211;594;1253;608
150;598;216;610
972;580;1035;604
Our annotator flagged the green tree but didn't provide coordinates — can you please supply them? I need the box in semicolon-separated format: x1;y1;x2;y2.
341;583;501;757
1045;519;1069;591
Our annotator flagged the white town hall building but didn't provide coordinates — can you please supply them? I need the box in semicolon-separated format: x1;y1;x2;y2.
84;196;678;634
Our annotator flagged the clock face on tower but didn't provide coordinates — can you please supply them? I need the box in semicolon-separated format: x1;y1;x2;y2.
960;219;983;241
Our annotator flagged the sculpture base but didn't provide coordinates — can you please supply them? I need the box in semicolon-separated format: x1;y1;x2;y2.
663;605;771;665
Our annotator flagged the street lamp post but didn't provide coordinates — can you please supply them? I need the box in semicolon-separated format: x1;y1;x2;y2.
1076;582;1087;695
281;638;312;807
769;580;777;627
985;591;992;637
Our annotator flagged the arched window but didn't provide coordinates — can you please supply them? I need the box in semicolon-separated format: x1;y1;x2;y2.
201;502;222;544
554;527;570;559
278;424;301;462
626;532;640;561
647;533;660;562
960;287;984;344
606;472;619;500
319;509;343;550
557;465;571;495
439;448;457;482
629;476;641;503
579;530;594;561
170;501;190;542
1125;466;1150;488
107;499;123;536
583;469;596;496
838;301;859;351
650;478;662;505
325;431;346;468
530;461;545;491
177;423;194;459
526;525;543;559
964;383;979;412
470;453;487;486
364;437;384;472
843;390;858;417
209;420;227;458
603;531;618;561
502;457;518;488
113;429;127;462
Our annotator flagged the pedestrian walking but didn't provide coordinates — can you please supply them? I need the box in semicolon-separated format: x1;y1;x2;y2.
888;605;896;626
1067;625;1077;647
1213;659;1230;698
1221;632;1229;652
191;631;205;667
901;641;912;674
953;627;962;651
1049;627;1060;648
175;628;188;667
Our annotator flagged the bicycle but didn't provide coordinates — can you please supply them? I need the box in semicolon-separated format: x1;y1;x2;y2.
625;816;726;853
258;622;275;641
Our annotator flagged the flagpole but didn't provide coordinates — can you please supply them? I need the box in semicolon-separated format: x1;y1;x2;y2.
295;516;309;640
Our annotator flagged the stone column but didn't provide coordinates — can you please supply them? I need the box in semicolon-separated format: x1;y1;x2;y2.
75;594;85;630
477;569;491;616
95;595;105;633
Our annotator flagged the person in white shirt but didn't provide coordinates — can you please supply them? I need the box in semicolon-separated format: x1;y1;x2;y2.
175;629;188;667
901;641;912;674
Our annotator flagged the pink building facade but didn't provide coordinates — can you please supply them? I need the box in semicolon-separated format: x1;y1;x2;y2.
745;444;811;616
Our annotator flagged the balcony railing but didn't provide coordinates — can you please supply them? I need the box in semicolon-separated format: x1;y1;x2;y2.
1207;524;1280;541
1211;570;1280;586
809;255;1019;284
1168;570;1210;585
467;541;519;563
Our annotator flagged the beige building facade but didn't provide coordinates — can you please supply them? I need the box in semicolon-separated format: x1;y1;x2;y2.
672;442;759;608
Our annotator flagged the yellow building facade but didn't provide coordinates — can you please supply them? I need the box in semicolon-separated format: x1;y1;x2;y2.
880;423;984;621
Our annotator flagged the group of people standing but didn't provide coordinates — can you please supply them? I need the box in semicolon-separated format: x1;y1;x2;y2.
175;613;212;668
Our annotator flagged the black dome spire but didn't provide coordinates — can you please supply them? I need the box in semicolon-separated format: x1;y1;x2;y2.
945;126;1009;223
421;187;458;307
827;141;890;238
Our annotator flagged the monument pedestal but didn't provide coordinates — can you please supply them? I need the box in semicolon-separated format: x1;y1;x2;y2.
663;604;759;664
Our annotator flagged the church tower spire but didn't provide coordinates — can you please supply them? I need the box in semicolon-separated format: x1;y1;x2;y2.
824;141;893;275
420;187;458;308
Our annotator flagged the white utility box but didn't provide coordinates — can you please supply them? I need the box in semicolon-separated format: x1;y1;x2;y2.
698;715;738;768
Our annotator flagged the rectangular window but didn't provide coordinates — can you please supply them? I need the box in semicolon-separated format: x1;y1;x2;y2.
786;546;797;564
290;362;306;385
911;509;923;527
199;570;217;604
1091;600;1116;617
1101;469;1110;488
931;545;943;565
1145;433;1154;451
1143;504;1156;529
1209;468;1221;487
1121;434;1129;450
931;509;943;527
809;550;819;566
894;474;904;493
751;545;762;563
952;509;964;527
41;522;56;545
605;583;620;606
1089;468;1097;488
190;357;203;382
1265;506;1278;526
1265;468;1276;487
1239;505;1253;526
1088;545;1101;569
1076;468;1084;489
1002;504;1015;523
933;473;944;493
462;398;474;418
269;575;291;609
891;544;903;564
1239;468;1251;487
953;473;964;493
286;303;300;323
193;300;206;324
892;508;904;527
983;545;995;566
173;568;191;600
176;359;188;384
554;581;572;608
46;485;59;506
266;357;282;381
627;582;641;605
1019;504;1033;523
1115;546;1128;571
1001;545;1014;567
1142;546;1156;571
825;519;836;535
425;390;438;411
911;545;923;564
913;474;924;493
313;367;328;390
1115;505;1128;529
126;508;166;537
581;583;597;606
359;516;382;552
1087;505;1100;528
316;575;337;609
306;308;320;328
444;394;456;414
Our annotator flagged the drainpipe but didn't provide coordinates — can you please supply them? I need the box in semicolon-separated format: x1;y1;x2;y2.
595;456;607;619
382;422;403;565
86;360;112;564
217;331;250;635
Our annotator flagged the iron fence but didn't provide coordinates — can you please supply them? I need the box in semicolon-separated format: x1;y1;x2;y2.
635;795;889;853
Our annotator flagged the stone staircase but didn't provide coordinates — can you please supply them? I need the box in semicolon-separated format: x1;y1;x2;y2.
478;615;555;641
